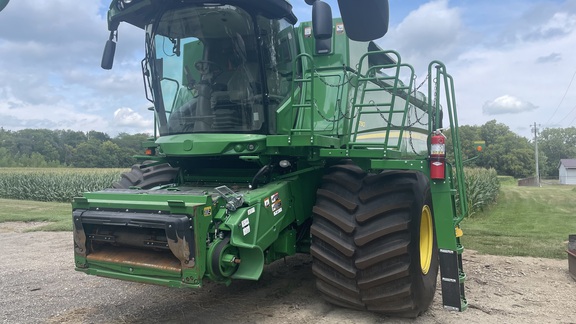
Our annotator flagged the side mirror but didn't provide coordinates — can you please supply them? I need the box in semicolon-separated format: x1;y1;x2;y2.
101;40;116;70
312;1;332;40
337;0;389;41
0;0;10;12
101;31;117;70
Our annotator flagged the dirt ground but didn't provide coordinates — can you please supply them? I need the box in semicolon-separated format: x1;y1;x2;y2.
1;222;575;324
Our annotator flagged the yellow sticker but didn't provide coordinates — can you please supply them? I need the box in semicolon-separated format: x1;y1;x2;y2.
203;206;212;216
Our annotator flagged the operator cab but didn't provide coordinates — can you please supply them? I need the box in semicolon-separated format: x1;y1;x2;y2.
145;5;297;135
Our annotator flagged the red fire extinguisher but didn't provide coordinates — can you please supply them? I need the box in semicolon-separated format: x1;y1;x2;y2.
430;130;446;180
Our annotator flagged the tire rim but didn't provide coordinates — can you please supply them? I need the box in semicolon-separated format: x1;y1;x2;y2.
419;205;433;275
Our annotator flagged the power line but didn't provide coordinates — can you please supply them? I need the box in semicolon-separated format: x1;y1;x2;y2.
547;70;576;126
567;103;576;126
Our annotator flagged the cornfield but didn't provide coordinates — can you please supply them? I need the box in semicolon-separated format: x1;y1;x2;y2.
0;168;126;202
456;167;500;217
1;167;501;213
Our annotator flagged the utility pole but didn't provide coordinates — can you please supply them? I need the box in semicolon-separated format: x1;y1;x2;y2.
532;122;540;187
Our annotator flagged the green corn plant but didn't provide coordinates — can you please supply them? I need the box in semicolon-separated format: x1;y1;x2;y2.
0;168;126;202
454;167;500;218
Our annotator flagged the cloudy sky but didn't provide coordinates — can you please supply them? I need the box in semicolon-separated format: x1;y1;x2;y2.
1;0;576;139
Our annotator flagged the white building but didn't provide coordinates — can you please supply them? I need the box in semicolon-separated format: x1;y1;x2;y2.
559;159;576;185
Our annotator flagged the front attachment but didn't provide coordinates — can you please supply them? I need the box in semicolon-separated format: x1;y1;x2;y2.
72;190;211;288
73;209;195;268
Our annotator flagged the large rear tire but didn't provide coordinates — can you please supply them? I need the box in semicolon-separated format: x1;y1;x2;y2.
113;161;179;189
310;164;438;317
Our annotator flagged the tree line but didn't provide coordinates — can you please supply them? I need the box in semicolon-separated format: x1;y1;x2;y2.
1;121;574;177
0;128;149;168
448;120;575;179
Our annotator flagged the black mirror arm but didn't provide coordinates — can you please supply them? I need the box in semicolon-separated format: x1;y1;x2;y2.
109;30;118;42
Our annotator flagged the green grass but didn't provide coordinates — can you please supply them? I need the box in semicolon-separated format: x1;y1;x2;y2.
497;175;516;186
0;198;71;231
461;184;576;259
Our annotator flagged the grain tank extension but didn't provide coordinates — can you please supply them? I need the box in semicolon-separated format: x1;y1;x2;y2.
73;0;469;317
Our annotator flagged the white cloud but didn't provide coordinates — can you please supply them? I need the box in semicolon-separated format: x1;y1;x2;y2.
382;0;465;69
525;12;576;41
536;53;562;64
0;93;110;132
113;107;153;129
441;1;576;137
0;0;149;135
2;0;576;141
483;95;538;115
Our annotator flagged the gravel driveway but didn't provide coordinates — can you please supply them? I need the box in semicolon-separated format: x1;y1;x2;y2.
1;225;575;323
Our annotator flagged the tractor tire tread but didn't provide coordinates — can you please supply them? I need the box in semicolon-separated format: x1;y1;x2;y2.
113;162;179;189
310;165;439;317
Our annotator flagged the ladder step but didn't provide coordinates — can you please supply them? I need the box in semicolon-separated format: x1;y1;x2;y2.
438;248;467;311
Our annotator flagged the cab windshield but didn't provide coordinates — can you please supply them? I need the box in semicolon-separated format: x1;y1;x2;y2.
144;5;295;135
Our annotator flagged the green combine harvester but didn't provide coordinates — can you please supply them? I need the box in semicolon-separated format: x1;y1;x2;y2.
72;0;468;317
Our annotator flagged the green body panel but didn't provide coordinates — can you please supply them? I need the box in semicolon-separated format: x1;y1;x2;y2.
156;134;267;156
76;0;468;312
73;166;323;287
430;164;459;250
79;268;196;288
73;191;214;287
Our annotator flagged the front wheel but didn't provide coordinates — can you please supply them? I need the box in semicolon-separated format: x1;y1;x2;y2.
310;165;438;317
